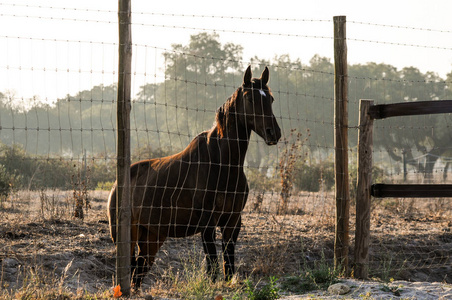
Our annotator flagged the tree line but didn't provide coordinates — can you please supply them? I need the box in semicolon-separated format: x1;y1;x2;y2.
1;32;452;186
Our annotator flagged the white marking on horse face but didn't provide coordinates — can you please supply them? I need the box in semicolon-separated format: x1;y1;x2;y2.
259;89;266;97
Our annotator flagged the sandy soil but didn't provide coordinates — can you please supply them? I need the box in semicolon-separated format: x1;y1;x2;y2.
279;279;452;299
0;189;451;298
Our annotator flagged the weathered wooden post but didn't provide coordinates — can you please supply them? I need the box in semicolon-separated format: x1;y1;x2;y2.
333;15;350;274
355;99;374;279
402;150;407;182
116;0;132;295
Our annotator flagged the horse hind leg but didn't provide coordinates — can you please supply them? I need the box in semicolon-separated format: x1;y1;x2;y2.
133;226;165;289
130;224;147;289
130;223;140;288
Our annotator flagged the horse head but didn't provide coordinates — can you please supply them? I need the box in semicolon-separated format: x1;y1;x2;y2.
240;66;281;145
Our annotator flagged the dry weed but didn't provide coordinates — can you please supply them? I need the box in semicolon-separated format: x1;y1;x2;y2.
279;129;308;214
247;242;291;276
71;164;91;219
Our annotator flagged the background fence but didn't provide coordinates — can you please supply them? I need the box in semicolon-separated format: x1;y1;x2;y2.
0;1;451;298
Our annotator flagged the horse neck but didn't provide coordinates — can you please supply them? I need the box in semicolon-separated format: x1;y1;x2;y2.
208;117;250;167
213;89;250;166
222;121;250;166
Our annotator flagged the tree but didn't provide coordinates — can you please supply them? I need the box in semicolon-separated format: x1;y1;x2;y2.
135;33;244;150
349;64;451;181
2;32;452;182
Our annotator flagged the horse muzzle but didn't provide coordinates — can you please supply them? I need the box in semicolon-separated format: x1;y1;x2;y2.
264;126;281;145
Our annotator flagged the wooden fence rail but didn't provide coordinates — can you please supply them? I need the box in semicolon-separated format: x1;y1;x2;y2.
354;99;452;279
368;99;452;119
371;184;452;198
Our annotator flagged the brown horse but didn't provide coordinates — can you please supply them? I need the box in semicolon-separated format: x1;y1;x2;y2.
107;66;281;287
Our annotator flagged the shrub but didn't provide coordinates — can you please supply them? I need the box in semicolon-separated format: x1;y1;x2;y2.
245;277;280;300
96;181;115;191
0;164;12;201
292;161;335;192
0;143;75;190
281;251;339;294
88;158;115;189
246;168;278;192
0;142;116;191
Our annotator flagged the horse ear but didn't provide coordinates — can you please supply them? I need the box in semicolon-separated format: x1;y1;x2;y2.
215;104;225;137
243;65;252;86
216;104;225;122
261;66;269;85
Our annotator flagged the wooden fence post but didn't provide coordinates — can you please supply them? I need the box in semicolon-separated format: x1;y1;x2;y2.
116;0;132;296
333;15;350;274
355;99;374;279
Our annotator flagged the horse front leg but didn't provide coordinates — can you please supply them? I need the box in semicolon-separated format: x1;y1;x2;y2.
201;227;219;281
221;215;241;281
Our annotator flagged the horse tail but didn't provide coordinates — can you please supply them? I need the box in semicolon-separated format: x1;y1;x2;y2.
107;163;140;245
107;183;117;244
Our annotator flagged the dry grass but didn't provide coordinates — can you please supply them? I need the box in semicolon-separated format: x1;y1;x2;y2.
0;188;451;299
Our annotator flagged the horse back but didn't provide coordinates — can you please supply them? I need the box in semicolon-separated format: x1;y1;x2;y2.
130;132;249;237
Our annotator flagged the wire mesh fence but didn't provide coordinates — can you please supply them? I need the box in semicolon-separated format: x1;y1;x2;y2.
0;2;451;298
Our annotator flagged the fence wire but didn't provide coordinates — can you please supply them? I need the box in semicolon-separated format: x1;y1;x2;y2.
0;2;451;298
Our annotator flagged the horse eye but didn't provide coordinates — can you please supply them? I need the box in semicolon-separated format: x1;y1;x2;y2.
243;91;253;102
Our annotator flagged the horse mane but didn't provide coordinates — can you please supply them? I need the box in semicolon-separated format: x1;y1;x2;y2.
213;87;241;139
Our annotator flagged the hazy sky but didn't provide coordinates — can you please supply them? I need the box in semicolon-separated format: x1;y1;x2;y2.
1;0;452;102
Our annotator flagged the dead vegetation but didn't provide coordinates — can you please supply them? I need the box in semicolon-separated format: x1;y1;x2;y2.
0;189;451;298
278;129;308;215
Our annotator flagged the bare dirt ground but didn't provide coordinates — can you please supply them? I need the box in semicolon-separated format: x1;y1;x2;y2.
0;189;451;298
